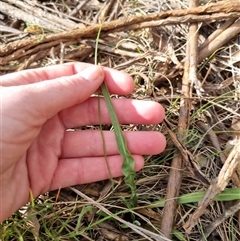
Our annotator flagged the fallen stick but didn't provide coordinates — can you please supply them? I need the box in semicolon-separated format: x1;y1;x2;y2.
199;201;240;240
183;141;240;233
0;1;69;32
160;0;200;238
1;0;240;59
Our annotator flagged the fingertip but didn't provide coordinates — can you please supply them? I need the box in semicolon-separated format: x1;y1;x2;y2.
149;102;165;124
158;104;165;123
158;132;167;153
65;64;135;95
132;101;165;125
136;131;166;155
76;65;105;83
134;156;145;171
103;67;135;94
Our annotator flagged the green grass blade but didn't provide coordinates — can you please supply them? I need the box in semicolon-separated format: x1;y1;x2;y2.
94;24;137;207
151;188;240;208
95;23;114;188
101;82;137;207
173;228;187;241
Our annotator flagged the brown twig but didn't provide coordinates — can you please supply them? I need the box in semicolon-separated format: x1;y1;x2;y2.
198;18;238;51
0;39;76;66
198;18;240;62
1;0;240;60
17;51;49;71
197;121;227;164
164;120;210;186
110;12;240;33
160;0;201;238
183;141;240;233
69;187;172;241
1;0;73;31
199;201;240;240
154;17;240;85
6;0;77;29
94;0;115;23
188;0;202;97
0;24;23;34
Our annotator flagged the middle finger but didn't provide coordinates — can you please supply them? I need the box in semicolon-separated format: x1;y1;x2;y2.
61;130;166;158
60;98;165;128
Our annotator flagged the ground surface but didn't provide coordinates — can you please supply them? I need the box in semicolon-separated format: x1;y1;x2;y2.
1;0;240;240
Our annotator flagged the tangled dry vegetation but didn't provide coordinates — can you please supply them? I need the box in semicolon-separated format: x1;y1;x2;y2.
1;0;240;240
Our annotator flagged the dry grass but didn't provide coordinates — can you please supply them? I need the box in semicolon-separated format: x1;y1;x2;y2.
1;0;240;240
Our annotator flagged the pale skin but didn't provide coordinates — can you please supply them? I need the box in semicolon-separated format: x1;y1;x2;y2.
0;63;166;222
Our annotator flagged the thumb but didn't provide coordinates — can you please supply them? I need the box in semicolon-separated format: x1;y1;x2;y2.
22;65;104;121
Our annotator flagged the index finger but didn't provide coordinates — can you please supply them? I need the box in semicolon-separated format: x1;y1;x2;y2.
1;63;85;86
0;62;134;94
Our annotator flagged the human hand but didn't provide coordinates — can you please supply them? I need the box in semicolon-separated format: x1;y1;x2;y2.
0;63;166;221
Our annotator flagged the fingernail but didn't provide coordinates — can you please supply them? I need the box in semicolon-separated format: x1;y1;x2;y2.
78;65;104;82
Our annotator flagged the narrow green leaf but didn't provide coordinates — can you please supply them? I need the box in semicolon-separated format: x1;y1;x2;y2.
95;24;115;189
94;24;137;207
178;188;240;204
101;83;137;207
151;188;240;207
173;228;187;241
